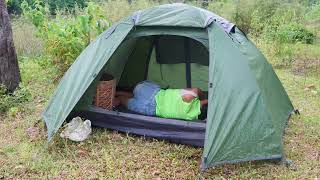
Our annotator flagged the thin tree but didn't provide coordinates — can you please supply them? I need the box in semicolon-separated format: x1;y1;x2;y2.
0;0;20;92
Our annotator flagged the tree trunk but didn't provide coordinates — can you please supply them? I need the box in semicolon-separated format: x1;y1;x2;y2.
0;0;20;92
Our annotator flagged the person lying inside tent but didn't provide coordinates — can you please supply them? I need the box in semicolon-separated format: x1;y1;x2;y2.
114;81;208;120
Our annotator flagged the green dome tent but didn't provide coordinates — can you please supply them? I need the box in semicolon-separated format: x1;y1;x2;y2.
43;3;294;170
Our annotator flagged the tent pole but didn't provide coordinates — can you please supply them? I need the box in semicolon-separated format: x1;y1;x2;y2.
144;37;155;80
185;37;192;88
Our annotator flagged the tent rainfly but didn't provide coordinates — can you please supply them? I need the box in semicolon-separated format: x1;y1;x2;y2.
42;3;295;171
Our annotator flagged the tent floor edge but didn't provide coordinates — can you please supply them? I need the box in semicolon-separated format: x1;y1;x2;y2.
202;155;283;170
278;158;293;167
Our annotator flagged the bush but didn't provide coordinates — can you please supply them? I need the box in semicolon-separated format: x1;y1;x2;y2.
7;0;86;15
276;23;316;44
232;0;280;35
21;0;110;74
231;0;254;34
230;0;314;41
47;0;86;15
0;84;32;113
306;1;320;20
7;0;35;14
305;1;320;30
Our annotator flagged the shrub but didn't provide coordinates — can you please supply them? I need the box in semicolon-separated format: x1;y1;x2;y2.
231;0;280;35
231;0;254;34
21;0;110;74
230;0;313;41
274;43;295;66
305;1;320;30
7;0;34;14
276;23;316;44
7;0;86;15
47;0;86;15
0;84;32;113
306;1;320;20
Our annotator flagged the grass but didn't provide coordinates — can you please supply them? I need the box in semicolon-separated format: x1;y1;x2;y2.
1;0;320;178
11;18;43;57
1;59;319;179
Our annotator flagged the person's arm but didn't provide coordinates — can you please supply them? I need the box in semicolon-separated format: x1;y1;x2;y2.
195;88;206;100
115;91;133;98
181;88;207;102
114;95;131;107
200;99;208;107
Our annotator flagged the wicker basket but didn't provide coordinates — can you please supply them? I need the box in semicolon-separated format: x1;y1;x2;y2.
93;74;116;110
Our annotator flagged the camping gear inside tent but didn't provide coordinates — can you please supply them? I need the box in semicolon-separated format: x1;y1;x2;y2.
42;3;295;170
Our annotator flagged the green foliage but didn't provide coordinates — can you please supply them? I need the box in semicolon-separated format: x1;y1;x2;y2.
7;0;86;15
231;0;254;34
21;0;46;28
226;0;318;66
0;84;32;113
47;0;86;14
276;23;316;44
232;0;281;35
230;0;316;42
305;1;320;29
274;43;295;65
306;1;320;19
7;0;34;14
7;107;19;117
21;1;110;73
262;4;316;43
